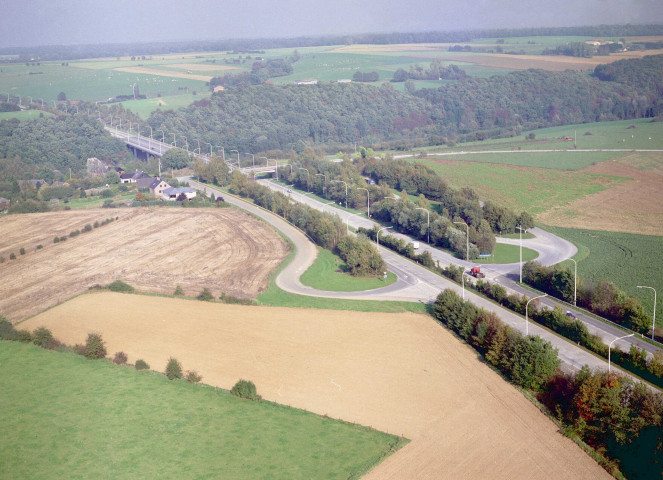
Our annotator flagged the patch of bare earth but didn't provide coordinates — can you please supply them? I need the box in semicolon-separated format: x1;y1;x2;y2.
113;66;214;82
537;153;663;235
21;293;611;480
0;208;288;321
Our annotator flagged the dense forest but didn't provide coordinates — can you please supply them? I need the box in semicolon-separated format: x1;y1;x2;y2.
3;24;662;61
146;55;663;153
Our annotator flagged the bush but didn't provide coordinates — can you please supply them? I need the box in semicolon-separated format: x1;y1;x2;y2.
197;288;214;301
16;330;32;343
72;344;86;356
83;224;92;232
36;244;43;250
0;318;18;340
59;236;67;242
32;327;54;348
112;351;128;365
106;280;135;293
93;221;100;228
100;189;114;198
185;370;202;383
84;333;107;359
173;285;185;296
19;247;25;255
231;379;260;400
69;229;80;238
135;359;150;370
165;357;183;379
9;252;16;260
219;292;254;305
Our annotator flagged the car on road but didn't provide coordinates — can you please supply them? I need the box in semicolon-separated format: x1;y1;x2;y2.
566;311;577;319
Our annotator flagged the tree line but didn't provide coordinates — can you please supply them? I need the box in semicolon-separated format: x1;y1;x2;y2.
4;25;663;61
432;288;663;480
145;55;663;154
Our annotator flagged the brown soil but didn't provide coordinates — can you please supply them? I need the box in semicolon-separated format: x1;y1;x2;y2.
20;293;611;480
537;153;663;235
0;208;288;321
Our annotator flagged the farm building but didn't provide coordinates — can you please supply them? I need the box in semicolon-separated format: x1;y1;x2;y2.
149;178;171;198
120;170;150;184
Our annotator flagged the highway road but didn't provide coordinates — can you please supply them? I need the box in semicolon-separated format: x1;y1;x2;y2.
187;178;660;387
258;179;662;361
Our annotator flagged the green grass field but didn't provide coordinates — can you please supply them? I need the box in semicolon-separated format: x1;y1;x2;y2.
0;109;53;121
418;159;626;215
301;247;397;291
474;243;538;264
118;92;211;119
0;341;405;480
543;225;663;326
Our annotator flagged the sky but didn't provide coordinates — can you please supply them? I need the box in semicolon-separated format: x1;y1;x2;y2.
1;0;662;48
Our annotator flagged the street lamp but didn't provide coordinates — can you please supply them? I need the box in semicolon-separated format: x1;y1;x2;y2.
562;258;577;306
516;225;526;283
172;133;177;147
230;150;239;169
331;180;348;209
344;212;364;233
215;146;225;161
637;285;657;340
377;226;391;246
315;173;326;196
416;207;430;244
608;333;635;372
461;270;466;300
525;293;548;336
245;153;255;168
182;136;189;152
298;168;310;192
259;157;273;177
453;221;469;261
357;187;370;217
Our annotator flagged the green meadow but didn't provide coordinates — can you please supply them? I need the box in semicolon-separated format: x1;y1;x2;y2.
544;225;663;326
418;159;626;215
0;341;405;480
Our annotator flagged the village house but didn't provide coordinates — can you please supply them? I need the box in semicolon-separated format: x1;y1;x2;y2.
120;170;150;184
162;187;196;201
149;178;171;198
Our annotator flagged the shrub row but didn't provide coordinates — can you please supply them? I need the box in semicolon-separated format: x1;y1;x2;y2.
432;288;560;390
430;290;663;480
53;217;117;244
469;276;663;388
524;261;654;336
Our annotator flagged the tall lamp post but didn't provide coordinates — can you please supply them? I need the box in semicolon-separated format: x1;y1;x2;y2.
298;168;310;192
637;285;657;340
562;258;577;306
357;187;370;217
315;173;326;196
516;225;529;283
525;293;548;336
453;220;469;261
245;153;255;168
331;180;348;208
416;207;430;244
377;226;391;246
215;146;225;161
609;333;635;372
230;150;239;169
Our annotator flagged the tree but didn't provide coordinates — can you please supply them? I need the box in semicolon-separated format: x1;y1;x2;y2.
162;148;192;170
165;357;183;380
57;92;66;101
84;333;107;359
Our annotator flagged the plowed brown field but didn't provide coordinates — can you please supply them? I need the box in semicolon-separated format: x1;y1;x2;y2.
21;292;611;480
0;208;288;321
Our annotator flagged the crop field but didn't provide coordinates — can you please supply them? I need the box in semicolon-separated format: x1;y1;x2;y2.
0;208;288;321
0;341;401;480
428;150;620;170
0;109;53;121
543;225;662;326
19;292;611;479
420;158;625;215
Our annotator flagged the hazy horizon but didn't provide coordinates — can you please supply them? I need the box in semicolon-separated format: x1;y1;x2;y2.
1;0;662;49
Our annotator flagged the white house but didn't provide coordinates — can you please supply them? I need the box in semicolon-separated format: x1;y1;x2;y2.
162;187;196;201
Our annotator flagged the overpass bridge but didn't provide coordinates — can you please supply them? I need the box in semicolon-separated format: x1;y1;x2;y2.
105;125;277;175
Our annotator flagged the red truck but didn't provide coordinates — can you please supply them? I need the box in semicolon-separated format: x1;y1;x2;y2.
470;266;485;278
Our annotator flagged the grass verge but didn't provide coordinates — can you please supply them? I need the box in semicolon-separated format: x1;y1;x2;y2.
300;247;397;291
474;242;539;264
0;341;406;480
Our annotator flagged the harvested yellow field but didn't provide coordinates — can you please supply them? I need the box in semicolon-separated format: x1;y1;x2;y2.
0;208;288;321
21;292;611;480
113;66;215;82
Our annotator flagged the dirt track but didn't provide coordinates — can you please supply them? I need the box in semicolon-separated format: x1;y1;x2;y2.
21;292;611;480
0;208;288;321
